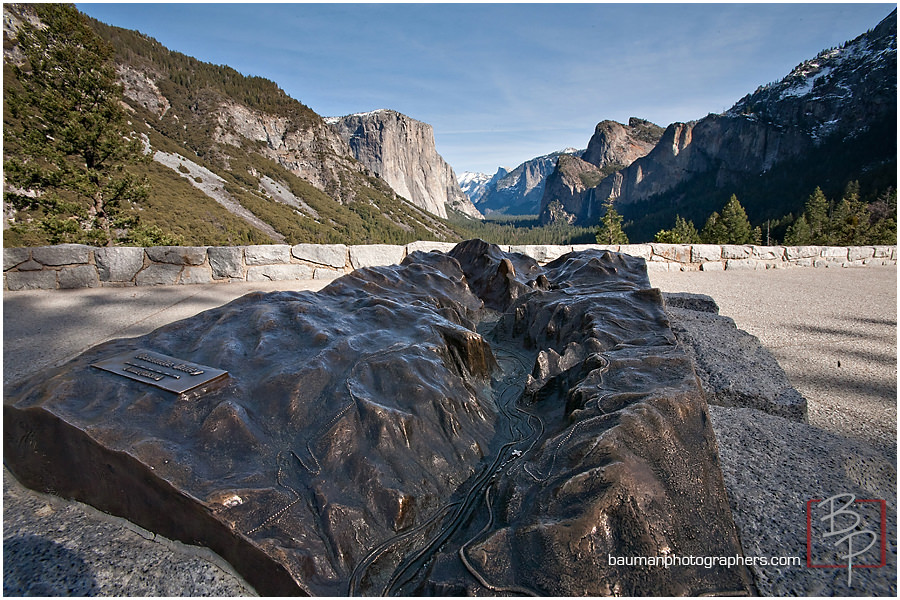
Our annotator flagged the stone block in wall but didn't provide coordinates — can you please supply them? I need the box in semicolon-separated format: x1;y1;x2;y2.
246;264;314;282
208;247;244;279
349;245;406;270
820;247;849;260
146;246;207;266
509;245;572;263
291;244;348;268
4;248;32;271
617;244;652;260
725;259;762;271
751;246;785;261
16;260;43;272
405;241;457;256
6;270;57;291
313;268;343;280
645;261;670;272
32;244;95;266
848;247;875;261
245;244;292;265
650;244;691;263
691;245;721;263
785;246;821;260
700;261;725;272
135;263;182;286
58;265;99;289
179;266;213;285
95;247;145;282
721;245;752;260
571;244;618;254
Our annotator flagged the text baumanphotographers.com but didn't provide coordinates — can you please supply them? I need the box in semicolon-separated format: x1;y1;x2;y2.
607;554;802;569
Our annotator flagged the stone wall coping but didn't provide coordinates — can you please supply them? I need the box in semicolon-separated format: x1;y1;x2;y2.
3;243;896;291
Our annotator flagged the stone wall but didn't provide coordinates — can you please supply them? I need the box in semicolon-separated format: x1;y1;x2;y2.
3;242;896;291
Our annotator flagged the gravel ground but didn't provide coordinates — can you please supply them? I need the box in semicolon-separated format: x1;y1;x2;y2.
709;405;896;596
650;266;897;460
3;468;255;596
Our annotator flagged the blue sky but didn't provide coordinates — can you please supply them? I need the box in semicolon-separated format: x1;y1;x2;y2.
77;2;895;175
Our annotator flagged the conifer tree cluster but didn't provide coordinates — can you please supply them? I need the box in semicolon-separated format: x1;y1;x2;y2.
654;194;760;244
785;183;897;246
653;185;896;246
653;215;701;244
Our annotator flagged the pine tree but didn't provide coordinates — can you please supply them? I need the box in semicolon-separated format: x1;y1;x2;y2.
654;215;700;243
700;211;727;244
804;187;831;245
868;188;897;244
785;214;812;245
4;4;150;245
596;199;629;244
719;194;755;244
830;181;871;245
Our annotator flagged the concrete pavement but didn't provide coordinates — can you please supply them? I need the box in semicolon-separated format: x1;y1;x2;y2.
648;267;897;459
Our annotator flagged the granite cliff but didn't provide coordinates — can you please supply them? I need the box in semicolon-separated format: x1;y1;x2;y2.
470;149;583;216
542;10;897;239
3;4;460;246
540;118;663;223
327;110;482;220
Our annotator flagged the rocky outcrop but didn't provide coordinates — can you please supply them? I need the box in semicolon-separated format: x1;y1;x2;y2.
540;118;663;223
214;102;365;201
582;118;664;170
553;10;897;227
117;65;170;118
327;110;482;219
540;154;605;222
474;149;583;216
593;115;812;210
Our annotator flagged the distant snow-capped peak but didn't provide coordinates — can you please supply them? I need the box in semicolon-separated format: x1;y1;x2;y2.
458;171;493;203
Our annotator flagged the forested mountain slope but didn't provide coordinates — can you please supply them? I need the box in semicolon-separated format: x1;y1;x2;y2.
3;3;459;246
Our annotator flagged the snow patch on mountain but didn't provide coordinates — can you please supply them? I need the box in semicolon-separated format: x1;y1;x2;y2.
457;171;493;204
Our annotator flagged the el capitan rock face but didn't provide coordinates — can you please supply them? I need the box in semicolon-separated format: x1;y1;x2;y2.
4;241;750;596
327;110;482;220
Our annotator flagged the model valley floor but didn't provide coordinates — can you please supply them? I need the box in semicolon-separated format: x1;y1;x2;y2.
3;241;897;596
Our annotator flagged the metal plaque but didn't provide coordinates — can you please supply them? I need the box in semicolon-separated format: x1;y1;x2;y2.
92;349;229;396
